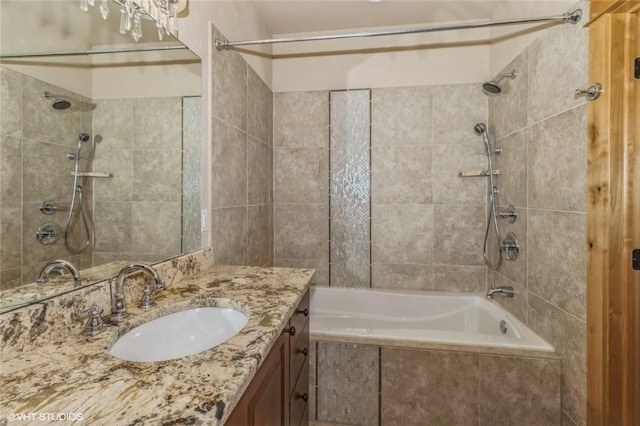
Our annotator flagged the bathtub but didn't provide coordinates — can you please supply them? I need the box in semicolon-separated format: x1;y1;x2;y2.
310;286;554;353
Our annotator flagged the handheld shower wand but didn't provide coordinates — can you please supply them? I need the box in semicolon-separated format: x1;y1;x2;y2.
64;133;94;254
474;123;492;156
474;123;502;270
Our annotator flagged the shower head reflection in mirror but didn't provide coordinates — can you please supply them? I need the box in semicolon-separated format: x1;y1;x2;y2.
44;91;72;110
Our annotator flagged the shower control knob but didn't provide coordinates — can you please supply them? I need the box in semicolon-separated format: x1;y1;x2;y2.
575;83;602;101
36;223;62;245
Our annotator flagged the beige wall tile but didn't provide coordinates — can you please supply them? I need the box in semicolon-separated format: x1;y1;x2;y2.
371;145;432;204
432;144;487;206
479;355;561;425
22;77;87;145
494;130;527;209
21;207;69;267
528;294;586;426
212;117;247;208
371;86;432;146
527;7;588;124
212;35;247;131
132;149;182;202
92;99;133;151
432;84;488;145
433;265;486;293
212;206;248;265
274;91;328;149
0;268;22;291
274;147;328;204
493;272;527;322
528;106;587;212
93;149;133;202
131;201;181;256
275;259;329;287
1;203;21;270
22;140;73;204
0;66;23;139
274;204;328;261
247;137;271;205
247;67;272;145
317;342;379;426
372;204;434;265
372;263;433;291
528;209;586;321
382;348;479;425
93;202;131;254
247;204;271;267
488;53;528;139
434;205;485;266
562;411;579;426
494;207;527;286
0;135;22;204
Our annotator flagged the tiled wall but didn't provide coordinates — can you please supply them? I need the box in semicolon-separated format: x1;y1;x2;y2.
91;96;184;265
0;64;200;290
309;341;561;426
273;84;488;291
488;1;588;424
0;66;93;289
210;26;273;267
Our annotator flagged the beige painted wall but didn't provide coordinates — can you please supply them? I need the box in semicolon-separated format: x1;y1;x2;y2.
271;26;491;92
489;0;576;76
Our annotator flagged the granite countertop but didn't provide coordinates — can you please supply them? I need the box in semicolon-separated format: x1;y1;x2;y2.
0;265;313;425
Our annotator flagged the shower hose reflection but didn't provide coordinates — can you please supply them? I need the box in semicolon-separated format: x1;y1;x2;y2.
64;133;94;254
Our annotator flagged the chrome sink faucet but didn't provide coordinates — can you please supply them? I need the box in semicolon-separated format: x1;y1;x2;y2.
110;263;164;323
37;259;82;287
487;285;515;299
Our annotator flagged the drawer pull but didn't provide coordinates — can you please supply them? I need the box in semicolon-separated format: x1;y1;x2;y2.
297;308;309;317
296;347;309;356
295;392;309;402
283;326;296;336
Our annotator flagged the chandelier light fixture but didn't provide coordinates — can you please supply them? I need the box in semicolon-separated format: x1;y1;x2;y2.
80;0;184;42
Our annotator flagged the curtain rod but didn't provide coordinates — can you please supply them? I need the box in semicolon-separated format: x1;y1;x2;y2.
215;9;582;50
0;45;188;59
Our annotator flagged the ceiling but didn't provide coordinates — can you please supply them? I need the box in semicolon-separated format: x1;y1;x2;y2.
251;1;561;36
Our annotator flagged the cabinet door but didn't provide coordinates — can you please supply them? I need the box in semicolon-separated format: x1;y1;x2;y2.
226;333;289;426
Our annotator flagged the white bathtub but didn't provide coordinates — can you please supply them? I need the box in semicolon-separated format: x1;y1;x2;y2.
310;286;554;353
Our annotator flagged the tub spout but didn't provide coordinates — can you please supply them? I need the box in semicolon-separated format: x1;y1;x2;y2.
487;286;515;299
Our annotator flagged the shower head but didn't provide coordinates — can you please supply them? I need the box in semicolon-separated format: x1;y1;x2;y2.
473;123;487;135
474;123;492;156
44;91;71;110
482;70;516;95
78;133;90;143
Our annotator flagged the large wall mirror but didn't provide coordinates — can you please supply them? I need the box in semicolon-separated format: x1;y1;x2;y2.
0;0;202;312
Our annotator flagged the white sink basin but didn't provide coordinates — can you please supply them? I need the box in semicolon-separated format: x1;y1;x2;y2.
110;307;248;362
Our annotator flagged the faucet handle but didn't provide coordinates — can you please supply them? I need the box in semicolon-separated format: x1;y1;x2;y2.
72;305;106;336
138;284;156;309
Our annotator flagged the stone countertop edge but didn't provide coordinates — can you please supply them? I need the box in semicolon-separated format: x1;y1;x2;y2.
0;265;314;426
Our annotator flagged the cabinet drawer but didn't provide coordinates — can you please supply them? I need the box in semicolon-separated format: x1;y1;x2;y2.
290;320;309;393
289;358;309;426
289;290;309;347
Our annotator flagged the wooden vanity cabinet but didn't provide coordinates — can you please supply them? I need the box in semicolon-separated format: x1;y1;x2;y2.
226;290;310;426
